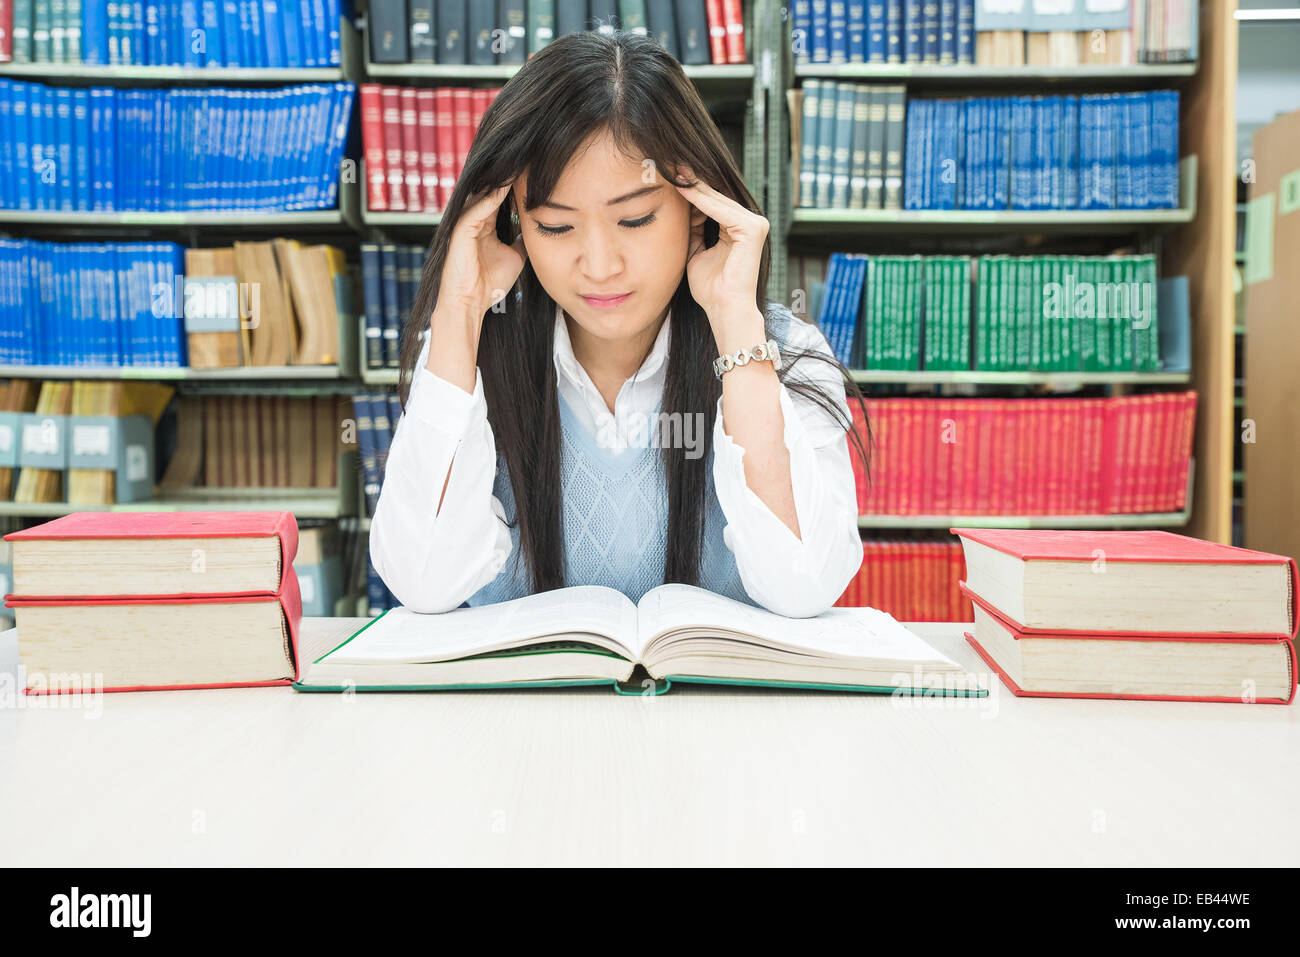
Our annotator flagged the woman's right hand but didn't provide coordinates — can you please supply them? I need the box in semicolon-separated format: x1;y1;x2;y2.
436;181;528;323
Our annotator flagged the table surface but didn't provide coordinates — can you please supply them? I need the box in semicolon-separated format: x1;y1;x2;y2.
0;616;1296;866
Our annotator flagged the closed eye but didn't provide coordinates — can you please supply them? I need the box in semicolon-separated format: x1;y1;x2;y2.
534;211;659;237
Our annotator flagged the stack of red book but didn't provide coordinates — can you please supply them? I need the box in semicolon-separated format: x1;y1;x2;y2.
849;393;1197;516
3;511;303;695
360;84;501;215
953;527;1298;704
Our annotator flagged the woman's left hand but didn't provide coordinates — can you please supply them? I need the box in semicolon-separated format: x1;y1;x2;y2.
673;164;768;350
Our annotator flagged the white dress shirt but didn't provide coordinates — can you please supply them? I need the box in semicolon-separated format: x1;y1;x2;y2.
368;303;864;617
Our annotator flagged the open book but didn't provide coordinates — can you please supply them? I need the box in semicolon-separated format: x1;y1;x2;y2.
294;583;986;696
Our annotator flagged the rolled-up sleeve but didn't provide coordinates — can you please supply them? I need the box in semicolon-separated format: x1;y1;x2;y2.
711;317;863;618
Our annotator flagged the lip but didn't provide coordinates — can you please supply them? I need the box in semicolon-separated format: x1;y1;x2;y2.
581;292;633;308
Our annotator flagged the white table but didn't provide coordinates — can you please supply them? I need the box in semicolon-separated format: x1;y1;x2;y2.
0;617;1296;866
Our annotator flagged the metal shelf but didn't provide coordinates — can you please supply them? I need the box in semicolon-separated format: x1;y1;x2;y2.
0;490;347;519
849;369;1192;386
860;508;1191;529
792;62;1198;86
790;160;1197;237
0;18;363;84
0;363;349;381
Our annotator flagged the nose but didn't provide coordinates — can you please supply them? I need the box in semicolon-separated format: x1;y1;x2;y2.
577;224;626;284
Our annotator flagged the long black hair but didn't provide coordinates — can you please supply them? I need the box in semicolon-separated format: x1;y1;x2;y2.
397;29;873;595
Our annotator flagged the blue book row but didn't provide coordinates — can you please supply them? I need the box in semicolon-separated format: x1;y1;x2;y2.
817;252;867;366
0;78;356;213
0;238;188;367
351;390;400;610
793;0;975;65
903;89;1180;212
80;0;346;67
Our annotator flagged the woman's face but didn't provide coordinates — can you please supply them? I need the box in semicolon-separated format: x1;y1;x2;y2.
511;129;704;346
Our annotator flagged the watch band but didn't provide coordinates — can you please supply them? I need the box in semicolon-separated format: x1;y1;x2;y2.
713;339;782;380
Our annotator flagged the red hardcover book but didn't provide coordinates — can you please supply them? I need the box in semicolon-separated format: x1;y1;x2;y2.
961;585;1297;704
1159;392;1180;512
379;86;406;211
998;399;1015;514
451;87;474;183
398;87;423;212
471;87;491;135
720;0;746;63
928;400;941;515
704;0;727;64
0;0;12;62
359;84;387;212
10;578;303;694
4;510;299;599
951;527;1300;640
1174;391;1197;509
415;88;440;213
434;87;455;211
862;541;875;607
972;399;991;514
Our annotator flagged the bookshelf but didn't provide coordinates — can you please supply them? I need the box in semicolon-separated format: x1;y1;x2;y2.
792;62;1199;84
0;180;364;231
0;2;1239;616
849;370;1191;386
769;0;1235;547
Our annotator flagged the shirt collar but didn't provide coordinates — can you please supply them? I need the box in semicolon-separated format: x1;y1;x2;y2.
552;302;672;394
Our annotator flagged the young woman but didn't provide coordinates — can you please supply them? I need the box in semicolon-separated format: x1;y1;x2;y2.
369;30;872;618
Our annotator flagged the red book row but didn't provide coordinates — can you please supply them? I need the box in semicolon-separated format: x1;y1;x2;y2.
848;391;1197;516
835;539;973;622
360;84;501;215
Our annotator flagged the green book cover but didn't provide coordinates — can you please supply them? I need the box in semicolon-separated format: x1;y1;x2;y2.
1061;256;1076;372
878;257;889;369
1001;255;1014;372
1096;259;1112;372
1004;257;1016;372
1008;257;1019;369
50;0;65;61
939;257;952;371
976;257;990;370
899;256;909;371
1053;255;1064;372
867;256;880;369
941;257;951;369
922;259;935;370
1078;258;1093;373
1122;256;1137;371
890;257;902;370
33;0;51;61
529;0;556;55
1030;256;1042;371
956;257;971;369
908;256;923;370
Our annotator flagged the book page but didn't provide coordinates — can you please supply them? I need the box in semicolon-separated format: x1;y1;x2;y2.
323;586;639;665
636;583;959;666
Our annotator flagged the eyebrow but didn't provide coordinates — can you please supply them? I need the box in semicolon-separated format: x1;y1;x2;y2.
535;184;663;212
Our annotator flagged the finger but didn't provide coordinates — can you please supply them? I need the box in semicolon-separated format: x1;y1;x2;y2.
673;169;749;227
464;183;514;228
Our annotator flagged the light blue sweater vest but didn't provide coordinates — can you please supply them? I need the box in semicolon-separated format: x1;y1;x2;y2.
467;307;794;608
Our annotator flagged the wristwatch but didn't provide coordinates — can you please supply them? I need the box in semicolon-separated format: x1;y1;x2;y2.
713;339;783;380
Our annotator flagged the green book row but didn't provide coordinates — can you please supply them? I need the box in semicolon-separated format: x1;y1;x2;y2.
975;254;1160;373
836;254;1160;373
